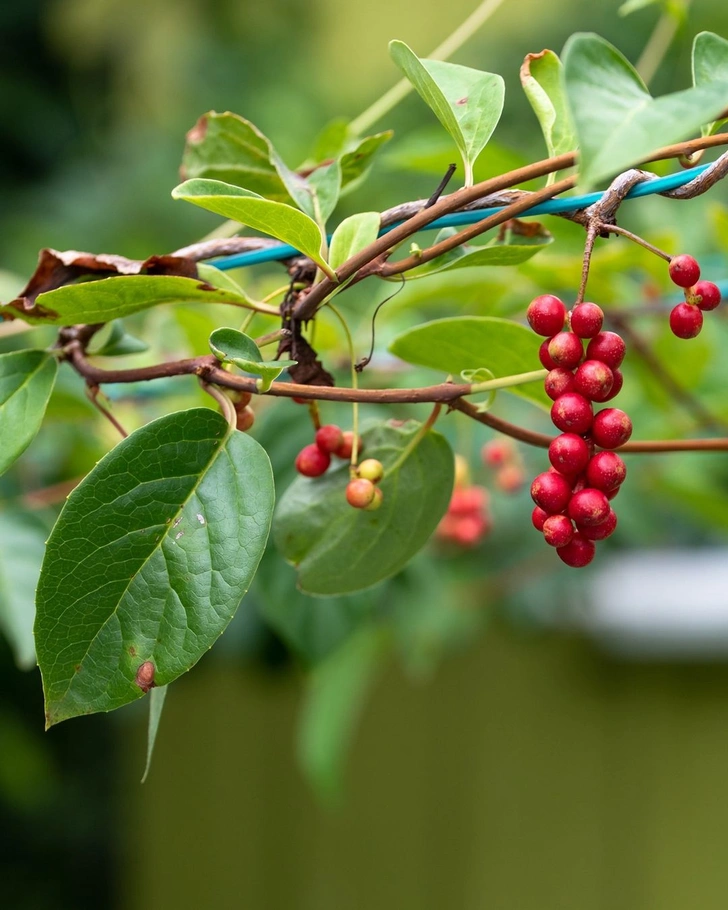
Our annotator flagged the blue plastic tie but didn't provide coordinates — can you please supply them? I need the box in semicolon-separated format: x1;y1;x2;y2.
205;163;712;272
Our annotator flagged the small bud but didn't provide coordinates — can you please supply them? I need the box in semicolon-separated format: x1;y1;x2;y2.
135;660;156;693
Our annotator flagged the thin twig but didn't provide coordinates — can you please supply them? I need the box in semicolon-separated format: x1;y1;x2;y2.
85;384;128;438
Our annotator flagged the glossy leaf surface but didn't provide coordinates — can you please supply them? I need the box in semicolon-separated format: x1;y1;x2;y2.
389;316;548;407
35;409;274;726
273;420;454;595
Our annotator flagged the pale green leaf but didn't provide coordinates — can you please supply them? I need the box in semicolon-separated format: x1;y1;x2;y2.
563;33;728;188
692;31;728;136
172;179;335;278
209;327;295;392
328;212;381;272
0;511;48;669
0;350;57;474
520;50;577;161
89;321;149;357
35;408;274;726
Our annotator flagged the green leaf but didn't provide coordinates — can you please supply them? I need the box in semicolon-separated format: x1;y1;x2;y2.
520;50;577;162
297;625;383;801
141;685;168;784
35;408;274;727
0;511;49;669
0;350;57;474
273;420;454;596
209;327;295;392
274;157;342;225
2;275;257;326
172;178;335;278
692;32;728;136
339;131;393;192
404;226;553;279
89;321;149;357
328;212;381;271
389;316;548;407
196;262;252;296
389;41;504;186
563;32;728;188
180;111;292;202
618;0;661;15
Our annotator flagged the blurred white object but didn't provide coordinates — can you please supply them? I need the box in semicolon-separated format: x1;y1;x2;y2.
577;549;728;658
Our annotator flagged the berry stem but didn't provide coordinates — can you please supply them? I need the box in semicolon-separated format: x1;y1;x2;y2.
386;403;443;476
85;385;128;439
468;369;547;394
327;302;360;470
600;223;672;261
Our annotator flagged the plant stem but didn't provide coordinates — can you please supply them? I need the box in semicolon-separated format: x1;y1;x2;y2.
200;380;237;430
386;403;443;475
349;0;509;136
469;369;547;394
327;303;360;468
635;2;689;86
602;223;672;261
86;385;128;438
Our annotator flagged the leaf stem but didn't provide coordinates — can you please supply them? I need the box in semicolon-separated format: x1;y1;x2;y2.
386;403;443;476
468;369;547;394
200;380;237;430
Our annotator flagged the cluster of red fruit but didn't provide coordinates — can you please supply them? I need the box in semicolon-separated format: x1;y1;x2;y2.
527;295;632;568
294;424;384;510
436;455;492;547
481;437;525;493
667;254;722;339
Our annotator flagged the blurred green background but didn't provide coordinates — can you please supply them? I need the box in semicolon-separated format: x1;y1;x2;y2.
3;0;728;908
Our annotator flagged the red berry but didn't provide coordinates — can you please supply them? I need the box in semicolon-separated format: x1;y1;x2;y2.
692;280;721;311
547;332;584;369
669;302;703;339
538;339;559;370
548;433;590;476
669;254;700;288
531;506;548;531
544;368;576;401
585;332;626;369
568;488;610;526
334;430;361;460
586;451;626;491
573;360;614;402
295;444;331;477
481;439;513;467
235;405;255;432
602;369;623;401
570;303;604;338
315;424;344;453
452;514;489;546
542;514;574;548
346;478;375;508
358;458;384;483
591;408;633;449
530;471;573;514
495;464;525;494
527;294;567;336
556;533;596;568
577;509;617;540
550;393;593;435
449;486;488;516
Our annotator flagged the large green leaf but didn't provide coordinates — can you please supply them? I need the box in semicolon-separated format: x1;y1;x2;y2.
520;50;576;163
389;41;504;186
172;179;335;277
0;350;57;474
0;511;48;669
328;212;381;272
563;32;728;188
180;111;292;202
273;420;454;596
389;316;548;407
35;408;274;727
404;226;553;279
209;327;295;392
692;32;728;136
2;275;258;326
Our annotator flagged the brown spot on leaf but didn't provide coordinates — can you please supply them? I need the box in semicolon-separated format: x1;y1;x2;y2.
135;660;156;694
519;49;552;85
128;646;137;657
456;96;468;105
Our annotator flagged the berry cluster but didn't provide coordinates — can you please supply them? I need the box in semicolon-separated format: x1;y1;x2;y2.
436;456;492;547
481;437;525;493
527;295;632;568
295;424;357;477
667;254;722;339
346;458;384;511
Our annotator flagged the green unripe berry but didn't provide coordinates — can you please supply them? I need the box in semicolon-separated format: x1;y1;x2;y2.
357;458;384;483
